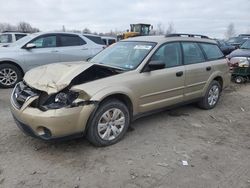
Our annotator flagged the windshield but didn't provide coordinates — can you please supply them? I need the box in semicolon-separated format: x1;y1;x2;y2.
90;41;155;70
0;34;12;43
227;37;246;44
240;40;250;49
132;25;141;33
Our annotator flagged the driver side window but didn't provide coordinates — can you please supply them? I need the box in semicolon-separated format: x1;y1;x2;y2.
151;42;182;68
32;35;57;48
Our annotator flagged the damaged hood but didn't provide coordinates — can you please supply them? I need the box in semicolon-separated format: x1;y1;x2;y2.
24;62;93;94
228;49;250;58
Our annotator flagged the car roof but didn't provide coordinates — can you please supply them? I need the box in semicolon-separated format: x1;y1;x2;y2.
0;32;27;35
33;31;84;36
101;36;116;40
124;35;217;44
82;33;101;37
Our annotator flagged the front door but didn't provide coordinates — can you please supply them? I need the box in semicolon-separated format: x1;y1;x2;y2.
22;34;60;70
134;42;185;113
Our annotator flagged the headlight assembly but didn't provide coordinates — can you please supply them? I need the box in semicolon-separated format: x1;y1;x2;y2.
42;90;80;110
39;90;97;111
230;57;249;66
54;91;79;105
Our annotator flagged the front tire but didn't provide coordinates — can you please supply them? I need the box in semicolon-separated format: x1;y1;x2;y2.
234;76;245;84
0;63;23;88
198;80;221;110
87;99;130;146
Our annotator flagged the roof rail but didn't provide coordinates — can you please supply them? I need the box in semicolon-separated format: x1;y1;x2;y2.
165;33;209;39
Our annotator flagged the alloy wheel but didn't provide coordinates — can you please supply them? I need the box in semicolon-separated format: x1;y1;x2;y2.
208;85;219;106
97;108;125;141
0;68;18;86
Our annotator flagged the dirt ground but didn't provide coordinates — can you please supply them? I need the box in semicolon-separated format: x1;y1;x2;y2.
0;83;250;188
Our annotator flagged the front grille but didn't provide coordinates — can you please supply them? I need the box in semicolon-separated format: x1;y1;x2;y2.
11;82;39;109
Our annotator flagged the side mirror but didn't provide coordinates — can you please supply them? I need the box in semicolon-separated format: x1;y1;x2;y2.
25;43;36;49
144;60;165;72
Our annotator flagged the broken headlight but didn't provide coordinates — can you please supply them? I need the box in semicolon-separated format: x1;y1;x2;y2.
43;90;79;110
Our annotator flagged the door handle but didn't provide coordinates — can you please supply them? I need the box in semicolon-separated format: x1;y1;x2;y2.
81;48;88;50
176;71;183;77
206;66;211;71
51;50;58;53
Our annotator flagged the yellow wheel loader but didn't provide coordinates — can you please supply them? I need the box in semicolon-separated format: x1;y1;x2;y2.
117;23;152;41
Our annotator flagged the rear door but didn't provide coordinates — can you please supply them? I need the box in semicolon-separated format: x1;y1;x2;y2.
83;35;105;54
182;42;212;100
57;34;92;62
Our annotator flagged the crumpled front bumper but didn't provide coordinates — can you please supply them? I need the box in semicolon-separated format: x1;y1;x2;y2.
10;90;96;140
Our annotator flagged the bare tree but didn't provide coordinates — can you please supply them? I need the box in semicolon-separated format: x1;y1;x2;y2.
70;30;81;33
17;22;39;33
0;23;17;32
82;28;91;34
165;22;176;34
225;23;236;39
155;22;165;35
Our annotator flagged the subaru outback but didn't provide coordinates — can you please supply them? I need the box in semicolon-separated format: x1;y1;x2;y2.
10;34;230;146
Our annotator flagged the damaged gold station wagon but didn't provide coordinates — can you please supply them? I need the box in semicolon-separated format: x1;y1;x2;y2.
10;34;230;146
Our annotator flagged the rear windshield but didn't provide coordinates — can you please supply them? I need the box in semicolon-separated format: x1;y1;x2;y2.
83;35;105;45
227;37;247;44
240;40;250;49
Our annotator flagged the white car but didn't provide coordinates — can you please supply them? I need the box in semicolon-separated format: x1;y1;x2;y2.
101;36;116;46
0;31;27;47
0;32;104;88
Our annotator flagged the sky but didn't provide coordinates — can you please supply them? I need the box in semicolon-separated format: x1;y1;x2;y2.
1;0;250;38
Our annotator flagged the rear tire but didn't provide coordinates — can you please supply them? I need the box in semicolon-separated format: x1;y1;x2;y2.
198;80;221;110
0;63;23;88
87;99;130;147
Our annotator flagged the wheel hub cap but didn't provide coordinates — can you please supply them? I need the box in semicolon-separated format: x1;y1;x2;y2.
0;68;17;86
208;85;219;106
97;108;125;141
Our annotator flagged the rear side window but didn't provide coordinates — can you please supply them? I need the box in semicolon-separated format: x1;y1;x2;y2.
15;34;27;41
102;39;107;45
182;42;205;65
60;35;86;47
108;39;116;45
200;43;224;60
84;35;105;45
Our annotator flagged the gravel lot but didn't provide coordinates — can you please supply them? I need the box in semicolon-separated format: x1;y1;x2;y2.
0;84;250;188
